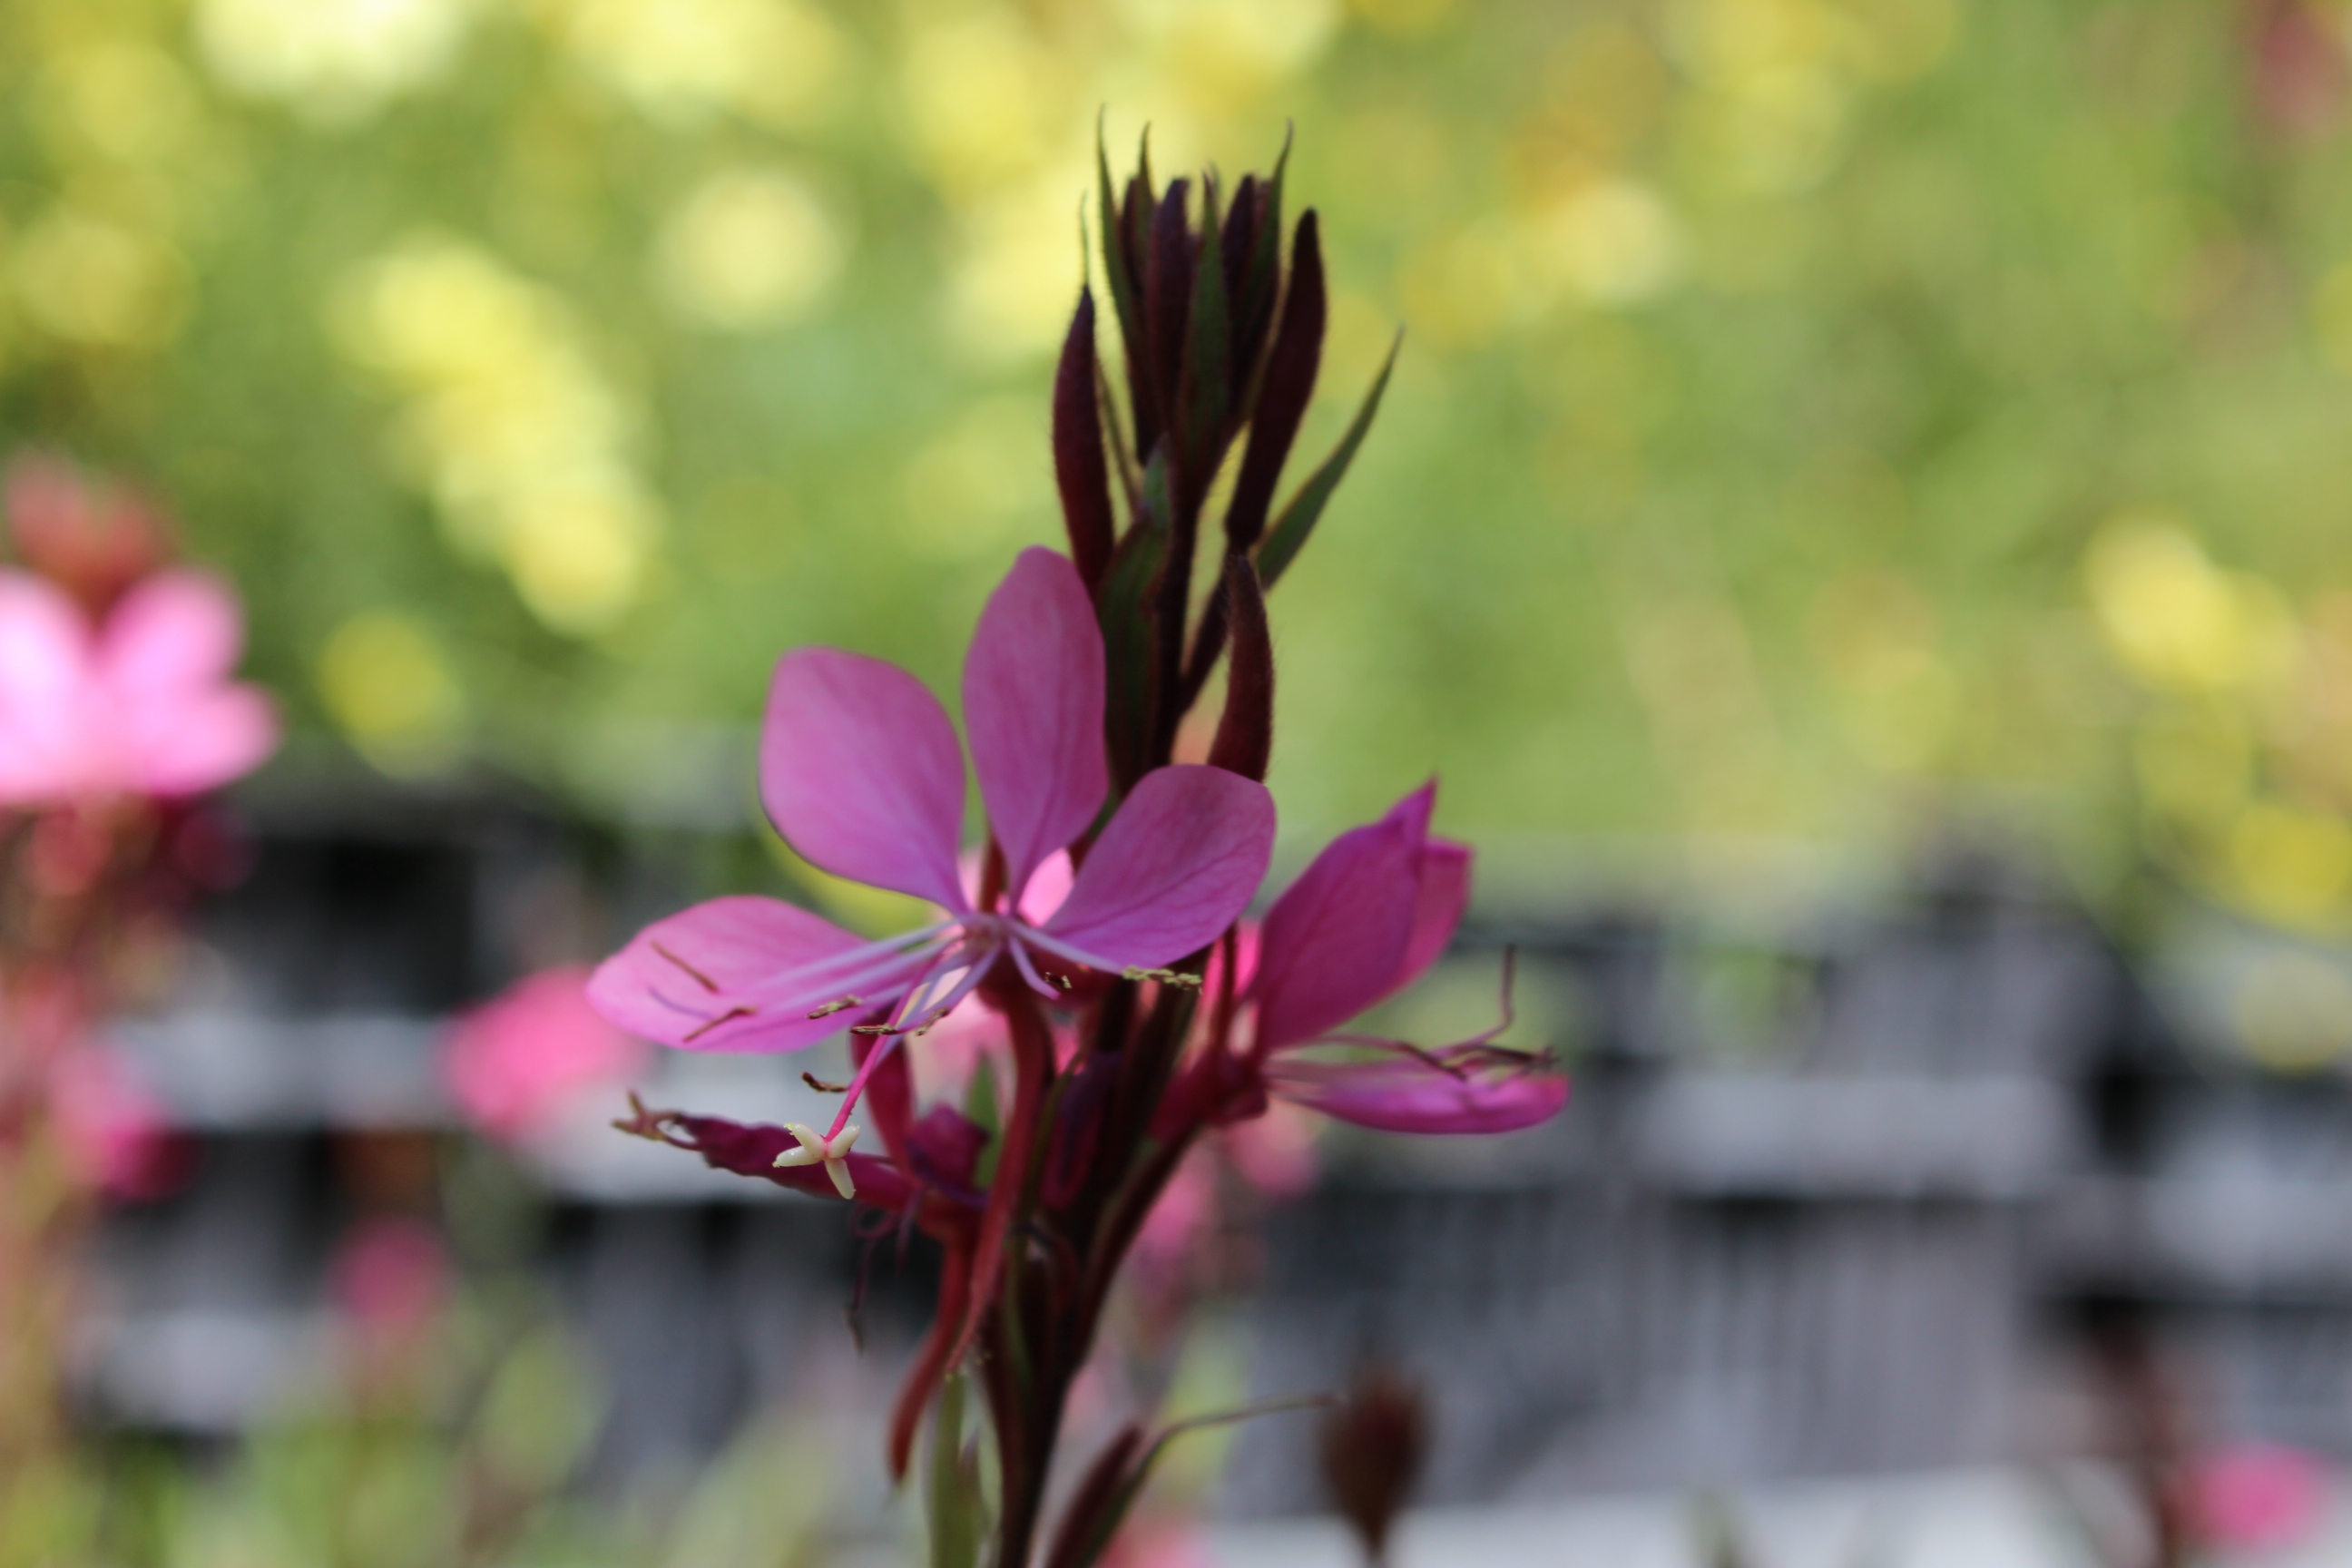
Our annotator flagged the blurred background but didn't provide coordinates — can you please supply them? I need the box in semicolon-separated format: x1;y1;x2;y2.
15;0;2352;1563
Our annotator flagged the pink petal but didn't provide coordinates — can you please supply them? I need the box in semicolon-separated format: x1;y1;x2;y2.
443;965;646;1141
0;572;93;801
0;569;90;696
123;684;279;797
1269;1054;1568;1134
2192;1445;2328;1551
963;548;1107;902
761;648;969;908
100;570;243;693
1254;816;1421;1052
1043;764;1275;970
1395;838;1472;995
588;895;911;1053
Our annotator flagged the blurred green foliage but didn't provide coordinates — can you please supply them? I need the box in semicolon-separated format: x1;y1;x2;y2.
10;0;2352;927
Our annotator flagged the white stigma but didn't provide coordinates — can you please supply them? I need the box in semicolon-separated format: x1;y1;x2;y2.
774;1120;861;1199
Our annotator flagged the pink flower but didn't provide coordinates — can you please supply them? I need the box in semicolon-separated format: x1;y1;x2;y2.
5;454;170;613
2191;1442;2329;1552
0;567;278;806
328;1216;450;1339
1244;785;1566;1134
1103;1522;1215;1568
442;966;648;1142
590;547;1276;1172
49;1043;183;1200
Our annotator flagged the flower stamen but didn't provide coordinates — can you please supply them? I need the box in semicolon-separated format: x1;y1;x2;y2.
681;1004;758;1042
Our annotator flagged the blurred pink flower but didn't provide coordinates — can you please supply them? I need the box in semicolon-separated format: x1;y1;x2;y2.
0;567;277;806
48;1043;182;1200
443;965;648;1142
1135;1155;1215;1269
2191;1442;2329;1551
5;454;170;613
1135;1103;1319;1271
1224;1099;1318;1197
328;1215;450;1338
1103;1521;1214;1568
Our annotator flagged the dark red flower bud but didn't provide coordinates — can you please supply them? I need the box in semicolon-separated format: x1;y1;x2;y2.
1053;289;1116;590
1318;1362;1428;1568
1208;556;1273;783
1144;178;1195;452
1223;211;1325;554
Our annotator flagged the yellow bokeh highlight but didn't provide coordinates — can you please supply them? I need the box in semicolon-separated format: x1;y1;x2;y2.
900;395;1053;561
1117;0;1343;109
330;234;662;634
1808;572;1955;771
317;611;468;776
2228;800;2352;927
532;0;845;128
900;5;1069;197
1669;0;1951;196
13;207;185;350
195;0;479;120
1529;178;1687;307
33;43;205;166
2133;705;2251;828
653;167;848;331
2230;948;2352;1072
942;168;1091;362
2083;515;2296;694
1348;0;1455;39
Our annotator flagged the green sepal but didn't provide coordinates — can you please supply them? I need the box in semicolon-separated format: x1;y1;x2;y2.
1255;330;1400;591
926;1374;984;1568
964;1059;1001;1190
1094;114;1144;381
1237;126;1292;388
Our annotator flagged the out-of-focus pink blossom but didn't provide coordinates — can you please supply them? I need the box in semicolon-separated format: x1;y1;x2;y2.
443;965;647;1142
5;454;170;613
328;1215;450;1339
2190;1442;2329;1551
1103;1521;1214;1568
2249;0;2348;140
1224;1099;1318;1198
0;567;278;807
1135;1103;1319;1271
1134;1156;1215;1269
48;1044;183;1200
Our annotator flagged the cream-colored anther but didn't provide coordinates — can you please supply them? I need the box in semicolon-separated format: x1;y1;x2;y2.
773;1120;860;1198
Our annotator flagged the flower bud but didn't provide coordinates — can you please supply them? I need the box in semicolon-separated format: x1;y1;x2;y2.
1318;1361;1428;1567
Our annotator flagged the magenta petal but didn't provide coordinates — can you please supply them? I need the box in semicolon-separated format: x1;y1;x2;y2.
0;572;90;802
1269;1055;1567;1134
1253;817;1421;1053
588;895;913;1053
964;548;1107;900
125;685;279;797
761;648;969;908
100;570;244;693
1394;838;1472;995
1044;764;1275;969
